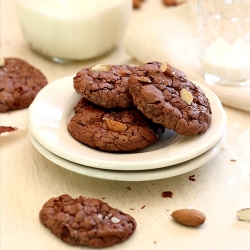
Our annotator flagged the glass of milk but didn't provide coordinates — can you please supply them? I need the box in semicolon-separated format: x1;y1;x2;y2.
196;0;250;86
16;0;132;63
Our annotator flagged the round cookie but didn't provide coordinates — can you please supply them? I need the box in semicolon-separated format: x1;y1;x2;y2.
0;58;48;113
67;98;165;152
128;61;212;136
39;194;137;248
73;64;134;109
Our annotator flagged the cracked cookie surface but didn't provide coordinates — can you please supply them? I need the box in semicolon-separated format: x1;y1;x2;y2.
128;61;212;135
39;194;136;248
73;65;135;109
0;58;47;112
67;98;165;152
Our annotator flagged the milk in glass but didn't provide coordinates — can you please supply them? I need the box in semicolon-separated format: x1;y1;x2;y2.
17;0;132;62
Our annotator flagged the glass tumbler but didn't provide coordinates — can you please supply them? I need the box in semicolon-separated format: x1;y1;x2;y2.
196;0;250;86
16;0;132;63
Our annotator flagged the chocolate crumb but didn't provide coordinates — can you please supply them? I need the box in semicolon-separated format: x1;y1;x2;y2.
0;126;17;134
189;175;195;181
162;191;173;198
126;186;131;190
141;205;145;209
230;159;237;162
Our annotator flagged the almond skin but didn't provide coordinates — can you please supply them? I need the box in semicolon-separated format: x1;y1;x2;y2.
171;209;206;227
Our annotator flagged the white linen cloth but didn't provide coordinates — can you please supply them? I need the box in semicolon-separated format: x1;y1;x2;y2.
125;2;250;112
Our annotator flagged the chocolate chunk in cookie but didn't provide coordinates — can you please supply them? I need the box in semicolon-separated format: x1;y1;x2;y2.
73;64;134;109
0;58;48;113
128;61;212;135
39;194;136;248
67;98;165;152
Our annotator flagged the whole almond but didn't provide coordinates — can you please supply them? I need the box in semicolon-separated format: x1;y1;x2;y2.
171;209;206;227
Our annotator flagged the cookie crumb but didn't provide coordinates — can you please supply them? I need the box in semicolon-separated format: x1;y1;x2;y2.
162;191;173;198
141;205;146;209
189;175;195;181
0;126;17;134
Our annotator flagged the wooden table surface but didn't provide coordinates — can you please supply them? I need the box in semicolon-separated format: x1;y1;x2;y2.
1;0;250;249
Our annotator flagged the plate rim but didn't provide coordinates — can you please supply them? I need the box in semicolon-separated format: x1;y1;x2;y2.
30;129;226;181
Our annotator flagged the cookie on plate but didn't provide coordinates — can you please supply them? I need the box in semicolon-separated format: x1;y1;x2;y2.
73;64;134;109
67;98;165;152
39;194;136;248
128;61;212;136
0;58;48;113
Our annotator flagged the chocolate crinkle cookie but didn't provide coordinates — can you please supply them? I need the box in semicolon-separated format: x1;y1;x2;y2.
128;61;212;136
39;194;137;248
73;64;135;109
0;58;48;112
67;98;165;152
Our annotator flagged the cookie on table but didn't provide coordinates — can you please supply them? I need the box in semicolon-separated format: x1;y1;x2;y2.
128;61;212;136
67;98;165;152
73;64;134;109
0;58;48;113
39;194;137;248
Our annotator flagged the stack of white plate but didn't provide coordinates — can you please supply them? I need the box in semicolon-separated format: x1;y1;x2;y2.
28;76;227;182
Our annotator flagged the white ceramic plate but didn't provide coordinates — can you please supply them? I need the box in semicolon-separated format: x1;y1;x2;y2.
30;129;226;181
28;75;227;171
